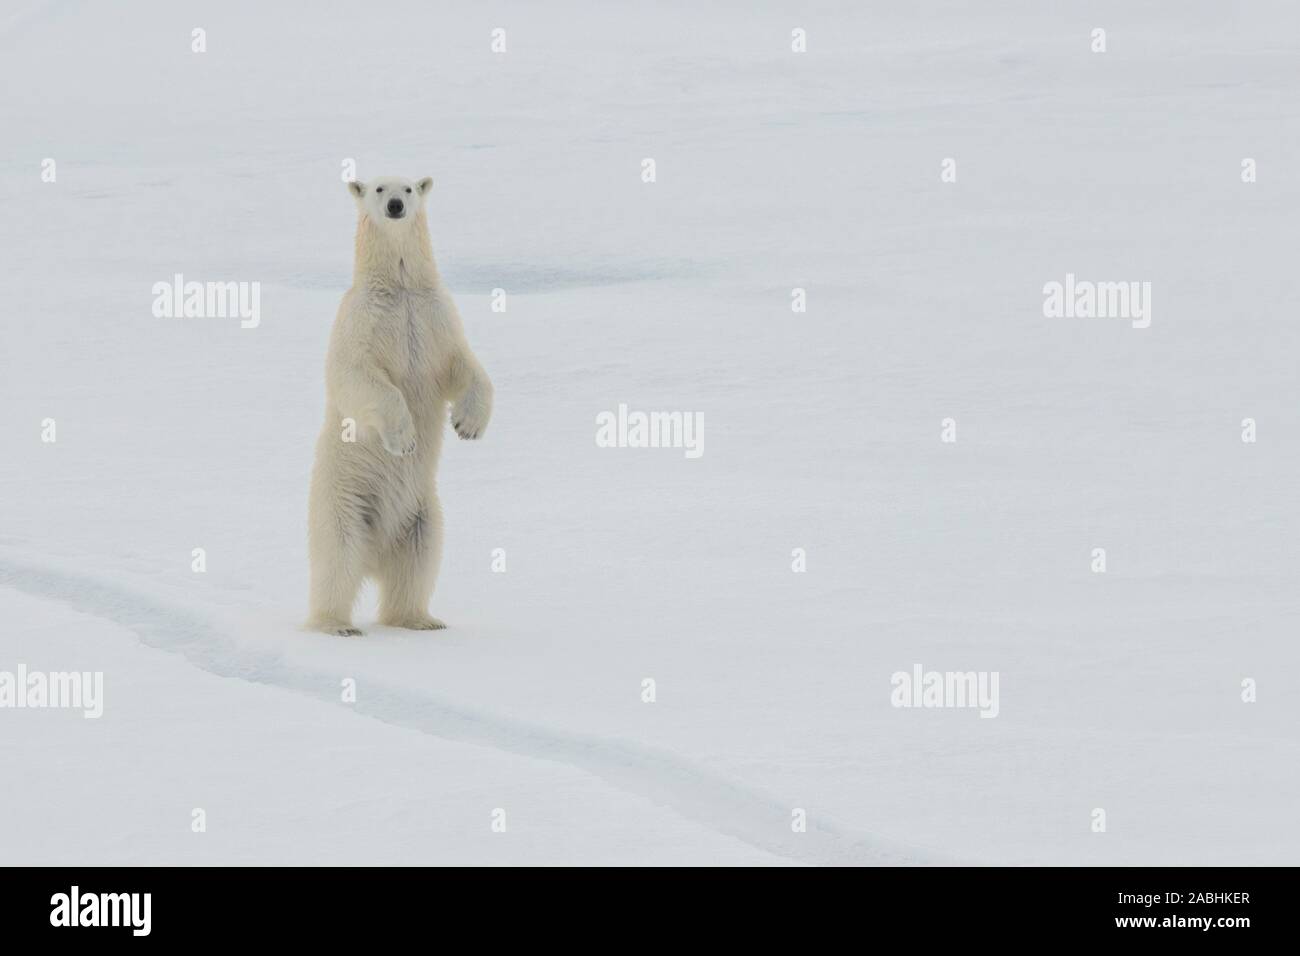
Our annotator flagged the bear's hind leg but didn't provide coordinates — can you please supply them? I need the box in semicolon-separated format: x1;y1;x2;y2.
307;506;369;637
376;498;446;630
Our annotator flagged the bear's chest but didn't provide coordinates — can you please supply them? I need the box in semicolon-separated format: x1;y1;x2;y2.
373;290;447;381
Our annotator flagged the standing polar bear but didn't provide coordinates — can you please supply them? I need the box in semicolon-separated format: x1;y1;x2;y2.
307;175;493;636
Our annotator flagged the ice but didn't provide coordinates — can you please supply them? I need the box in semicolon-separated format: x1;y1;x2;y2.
1;0;1297;864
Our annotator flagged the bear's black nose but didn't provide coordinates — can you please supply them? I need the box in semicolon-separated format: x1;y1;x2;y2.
386;198;405;217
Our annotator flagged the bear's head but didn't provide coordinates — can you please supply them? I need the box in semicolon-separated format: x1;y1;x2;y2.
347;175;433;231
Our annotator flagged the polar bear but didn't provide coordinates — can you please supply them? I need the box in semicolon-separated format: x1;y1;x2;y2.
307;175;493;636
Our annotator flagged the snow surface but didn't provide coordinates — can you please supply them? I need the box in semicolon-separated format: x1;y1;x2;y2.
2;0;1298;865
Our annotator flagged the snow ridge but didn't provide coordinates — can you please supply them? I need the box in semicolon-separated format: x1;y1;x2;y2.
0;555;944;866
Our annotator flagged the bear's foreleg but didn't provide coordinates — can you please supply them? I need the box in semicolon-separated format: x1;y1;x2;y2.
448;349;494;441
336;362;419;457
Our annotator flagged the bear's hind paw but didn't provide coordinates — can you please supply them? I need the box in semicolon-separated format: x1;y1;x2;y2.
314;622;364;637
383;615;447;631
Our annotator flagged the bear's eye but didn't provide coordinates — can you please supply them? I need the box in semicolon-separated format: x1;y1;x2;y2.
405;187;412;194
375;186;383;193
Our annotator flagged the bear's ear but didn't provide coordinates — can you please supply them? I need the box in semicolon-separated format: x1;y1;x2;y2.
347;180;366;199
416;177;433;196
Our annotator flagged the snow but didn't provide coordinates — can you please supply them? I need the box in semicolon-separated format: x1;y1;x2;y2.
2;0;1298;865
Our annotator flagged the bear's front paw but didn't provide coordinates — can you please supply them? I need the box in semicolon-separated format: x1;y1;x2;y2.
451;401;491;441
381;419;417;457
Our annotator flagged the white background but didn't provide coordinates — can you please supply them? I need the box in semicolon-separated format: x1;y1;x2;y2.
1;0;1297;864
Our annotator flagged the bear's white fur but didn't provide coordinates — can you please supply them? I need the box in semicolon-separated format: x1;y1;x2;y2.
307;175;493;636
